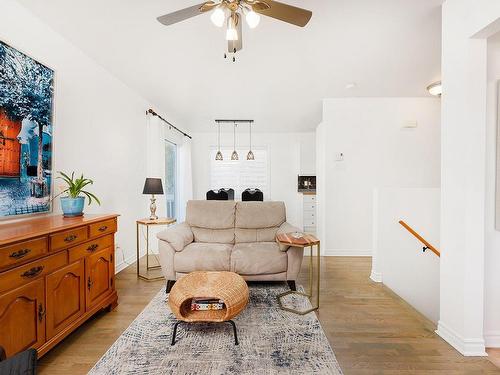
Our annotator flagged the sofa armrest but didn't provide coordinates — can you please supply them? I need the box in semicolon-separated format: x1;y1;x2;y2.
276;222;302;251
157;222;193;252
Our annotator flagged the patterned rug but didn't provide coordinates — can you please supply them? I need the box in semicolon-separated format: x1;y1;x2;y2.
89;284;343;374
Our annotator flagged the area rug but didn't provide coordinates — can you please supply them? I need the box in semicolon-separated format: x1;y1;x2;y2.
89;284;343;374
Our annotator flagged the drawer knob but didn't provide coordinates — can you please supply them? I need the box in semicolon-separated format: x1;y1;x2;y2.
98;225;108;232
64;234;77;243
9;248;31;259
87;244;99;252
21;266;44;278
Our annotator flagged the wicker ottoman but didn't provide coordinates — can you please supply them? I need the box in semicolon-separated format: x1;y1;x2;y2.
168;271;249;345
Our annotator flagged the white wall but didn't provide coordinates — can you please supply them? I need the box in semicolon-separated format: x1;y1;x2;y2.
484;36;500;348
316;98;441;256
0;0;153;272
191;130;315;228
374;188;440;323
438;0;500;357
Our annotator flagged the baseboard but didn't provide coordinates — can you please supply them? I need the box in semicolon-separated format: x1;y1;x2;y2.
370;270;383;283
323;249;372;257
485;331;500;348
115;254;136;274
436;321;487;356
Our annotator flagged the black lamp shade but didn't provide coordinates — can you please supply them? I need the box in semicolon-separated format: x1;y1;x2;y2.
142;178;164;195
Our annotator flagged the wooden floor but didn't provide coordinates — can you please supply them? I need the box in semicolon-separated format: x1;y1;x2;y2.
37;257;500;374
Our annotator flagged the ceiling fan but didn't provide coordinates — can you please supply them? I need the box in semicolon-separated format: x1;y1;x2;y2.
157;0;312;61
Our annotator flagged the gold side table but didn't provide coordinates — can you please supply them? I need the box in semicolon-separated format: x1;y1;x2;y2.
276;232;320;315
136;217;176;281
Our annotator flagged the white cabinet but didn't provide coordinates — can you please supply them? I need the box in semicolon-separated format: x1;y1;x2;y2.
303;194;316;234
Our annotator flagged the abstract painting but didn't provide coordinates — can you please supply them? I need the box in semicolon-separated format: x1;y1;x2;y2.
0;40;54;218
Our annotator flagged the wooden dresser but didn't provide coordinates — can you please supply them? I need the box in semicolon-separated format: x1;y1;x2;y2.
0;214;119;358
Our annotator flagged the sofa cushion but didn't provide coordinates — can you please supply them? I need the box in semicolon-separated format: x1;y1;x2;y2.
235;202;286;229
191;227;235;244
235;227;279;243
175;243;232;273
231;242;287;275
186;200;236;229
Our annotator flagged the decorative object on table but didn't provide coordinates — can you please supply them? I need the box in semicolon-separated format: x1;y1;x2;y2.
190;298;225;311
142;178;164;220
276;232;320;315
136;217;176;281
241;188;263;201
168;271;249;346
88;284;342;375
231;122;238;160
56;171;101;217
156;1;312;61
0;40;54;219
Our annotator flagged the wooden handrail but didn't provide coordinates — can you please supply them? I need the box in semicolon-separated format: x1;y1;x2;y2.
398;220;440;257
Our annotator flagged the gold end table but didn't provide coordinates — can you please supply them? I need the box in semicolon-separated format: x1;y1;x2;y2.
136;217;176;281
276;232;320;315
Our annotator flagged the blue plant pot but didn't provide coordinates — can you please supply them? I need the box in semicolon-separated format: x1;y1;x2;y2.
60;196;85;217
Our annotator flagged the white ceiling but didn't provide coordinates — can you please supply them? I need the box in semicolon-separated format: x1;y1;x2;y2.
17;0;443;132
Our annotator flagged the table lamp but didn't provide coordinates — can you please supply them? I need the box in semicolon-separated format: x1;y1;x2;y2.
142;178;164;220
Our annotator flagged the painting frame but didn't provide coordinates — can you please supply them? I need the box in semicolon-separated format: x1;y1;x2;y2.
0;38;56;221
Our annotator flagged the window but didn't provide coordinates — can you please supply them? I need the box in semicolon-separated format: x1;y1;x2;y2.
165;141;177;218
210;147;269;200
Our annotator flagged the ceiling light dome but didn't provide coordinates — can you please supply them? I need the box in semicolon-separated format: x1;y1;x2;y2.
246;10;261;29
427;81;442;97
211;7;225;27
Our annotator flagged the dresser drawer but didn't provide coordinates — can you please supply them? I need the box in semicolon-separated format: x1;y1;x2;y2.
303;195;316;203
69;235;114;263
303;203;316;211
303;218;316;226
89;219;117;238
0;237;48;270
50;226;88;251
0;251;67;294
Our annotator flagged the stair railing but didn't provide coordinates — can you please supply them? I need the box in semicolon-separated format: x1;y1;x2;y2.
398;220;440;257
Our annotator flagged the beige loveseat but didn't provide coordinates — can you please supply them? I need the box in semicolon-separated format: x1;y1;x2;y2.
157;200;303;292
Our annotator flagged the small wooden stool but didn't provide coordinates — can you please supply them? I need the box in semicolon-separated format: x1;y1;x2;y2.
168;271;249;345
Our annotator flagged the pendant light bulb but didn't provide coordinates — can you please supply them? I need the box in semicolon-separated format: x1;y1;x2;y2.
215;122;223;161
231;122;239;160
226;13;238;41
211;7;225;27
246;10;260;29
247;122;255;160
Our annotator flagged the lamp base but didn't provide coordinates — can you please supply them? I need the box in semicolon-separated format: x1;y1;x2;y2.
149;195;158;221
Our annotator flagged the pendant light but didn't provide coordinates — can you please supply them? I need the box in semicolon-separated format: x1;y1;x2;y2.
215;121;223;161
231;122;239;160
247;122;255;160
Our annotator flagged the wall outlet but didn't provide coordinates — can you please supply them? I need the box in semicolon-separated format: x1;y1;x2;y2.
403;120;418;128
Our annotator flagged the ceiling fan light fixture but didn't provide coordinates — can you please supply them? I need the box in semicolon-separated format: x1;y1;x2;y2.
246;10;261;29
226;14;239;41
427;81;442;97
210;7;225;27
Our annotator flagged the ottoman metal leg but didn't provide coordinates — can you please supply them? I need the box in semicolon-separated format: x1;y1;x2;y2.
170;320;239;346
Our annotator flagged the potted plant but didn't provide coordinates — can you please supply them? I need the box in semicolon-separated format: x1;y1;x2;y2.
57;171;100;217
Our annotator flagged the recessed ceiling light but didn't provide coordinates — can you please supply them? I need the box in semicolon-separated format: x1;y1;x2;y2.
427;81;442;97
345;83;357;90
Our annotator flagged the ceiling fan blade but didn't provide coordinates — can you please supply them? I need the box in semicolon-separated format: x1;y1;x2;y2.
228;13;243;53
157;2;214;26
254;0;312;27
